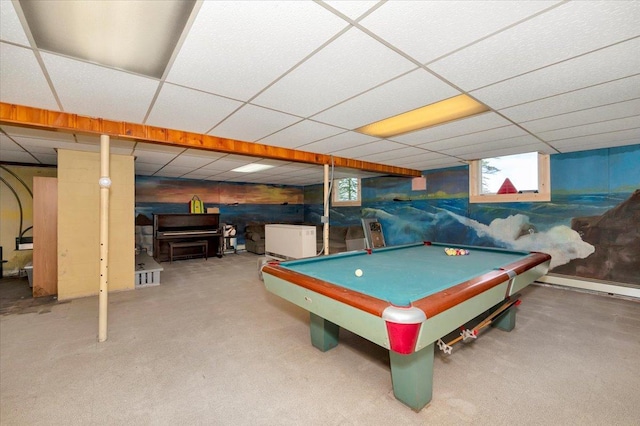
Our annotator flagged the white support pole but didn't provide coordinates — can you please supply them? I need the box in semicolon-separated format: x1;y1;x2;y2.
98;135;111;342
323;164;329;255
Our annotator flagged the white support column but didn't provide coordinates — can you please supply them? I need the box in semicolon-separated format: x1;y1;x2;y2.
323;164;329;255
98;135;111;342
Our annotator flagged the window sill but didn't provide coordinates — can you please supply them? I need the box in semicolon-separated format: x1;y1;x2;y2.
332;201;362;207
469;192;550;203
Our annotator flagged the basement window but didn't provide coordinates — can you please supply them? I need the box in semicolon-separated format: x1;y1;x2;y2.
469;152;550;203
333;177;361;207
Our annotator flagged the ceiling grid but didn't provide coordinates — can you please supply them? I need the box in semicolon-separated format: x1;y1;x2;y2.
0;0;638;185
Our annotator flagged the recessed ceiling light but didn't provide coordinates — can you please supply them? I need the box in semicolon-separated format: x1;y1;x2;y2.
19;0;196;78
356;94;490;138
231;164;275;173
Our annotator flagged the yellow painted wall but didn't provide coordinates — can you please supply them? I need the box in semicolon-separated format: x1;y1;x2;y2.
57;150;134;300
0;165;56;276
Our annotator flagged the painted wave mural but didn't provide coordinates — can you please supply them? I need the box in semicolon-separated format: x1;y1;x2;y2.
306;188;640;282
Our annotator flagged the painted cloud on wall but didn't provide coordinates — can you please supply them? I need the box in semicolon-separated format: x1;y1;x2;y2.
449;212;595;269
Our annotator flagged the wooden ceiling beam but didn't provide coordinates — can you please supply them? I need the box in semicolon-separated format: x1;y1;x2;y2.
0;102;422;178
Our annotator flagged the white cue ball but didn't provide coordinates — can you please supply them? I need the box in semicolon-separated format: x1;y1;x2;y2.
355;269;363;277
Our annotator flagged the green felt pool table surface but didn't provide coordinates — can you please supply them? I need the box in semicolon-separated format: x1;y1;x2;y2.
276;242;538;306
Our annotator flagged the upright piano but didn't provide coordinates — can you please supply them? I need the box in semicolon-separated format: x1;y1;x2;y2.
153;213;222;262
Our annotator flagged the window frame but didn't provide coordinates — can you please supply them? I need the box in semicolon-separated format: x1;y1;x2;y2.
332;177;361;207
469;152;550;203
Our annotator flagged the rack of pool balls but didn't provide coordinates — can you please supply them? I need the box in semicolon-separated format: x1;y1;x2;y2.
444;247;469;256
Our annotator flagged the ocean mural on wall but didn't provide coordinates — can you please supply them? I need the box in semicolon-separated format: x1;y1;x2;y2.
135;176;304;243
304;145;639;287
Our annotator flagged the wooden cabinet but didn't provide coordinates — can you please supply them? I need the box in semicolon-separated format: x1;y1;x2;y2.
32;177;57;297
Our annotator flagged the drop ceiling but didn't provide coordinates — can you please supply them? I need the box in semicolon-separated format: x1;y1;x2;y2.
1;0;639;186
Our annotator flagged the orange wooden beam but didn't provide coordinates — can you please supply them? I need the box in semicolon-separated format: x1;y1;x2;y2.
0;102;422;178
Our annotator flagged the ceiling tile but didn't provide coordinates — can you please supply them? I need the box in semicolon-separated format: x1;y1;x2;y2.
555;139;639;153
271;164;318;177
134;169;156;176
133;148;182;164
41;52;160;122
32;153;57;165
430;1;640;90
298;131;379;154
401;157;466;171
360;1;560;64
223;154;261;162
440;135;546;157
134;143;185;154
204;172;237;181
322;1;379;20
7;138;57;155
0;1;29;45
251;158;291;167
154;165;194;177
521;99;640;133
10;136;72;151
21;145;57;156
180;170;213;180
538;116;640;142
383;150;450;165
551;131;640;153
415;125;529;152
166;1;347;101
182;149;227;159
134;162;163;173
211;104;301;142
146;83;243;134
312;69;461;129
0;125;75;141
359;146;427;163
259;120;345;149
332;140;408;158
0;149;37;163
168;152;225;168
200;156;253;172
277;170;321;179
0;44;59;110
224;175;254;183
499;74;640;123
470;37;640;109
252;28;416;117
57;143;101;154
456;142;553;160
0;133;24;151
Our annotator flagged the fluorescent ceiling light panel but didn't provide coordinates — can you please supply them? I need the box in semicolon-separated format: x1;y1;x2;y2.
231;164;275;173
356;94;490;138
19;0;196;78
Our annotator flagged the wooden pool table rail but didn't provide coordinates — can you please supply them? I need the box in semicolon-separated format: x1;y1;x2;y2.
261;250;551;320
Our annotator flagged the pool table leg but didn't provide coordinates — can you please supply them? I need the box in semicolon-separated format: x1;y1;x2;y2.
389;343;434;411
493;307;517;332
309;312;339;352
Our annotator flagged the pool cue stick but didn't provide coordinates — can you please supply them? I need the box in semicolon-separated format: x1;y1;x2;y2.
444;295;521;348
473;297;521;333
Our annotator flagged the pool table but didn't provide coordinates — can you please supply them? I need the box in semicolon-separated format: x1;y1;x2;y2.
261;242;551;411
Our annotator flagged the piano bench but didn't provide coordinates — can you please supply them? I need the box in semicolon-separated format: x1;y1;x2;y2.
168;240;208;263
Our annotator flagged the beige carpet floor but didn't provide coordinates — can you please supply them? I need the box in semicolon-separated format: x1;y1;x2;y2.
1;252;638;425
